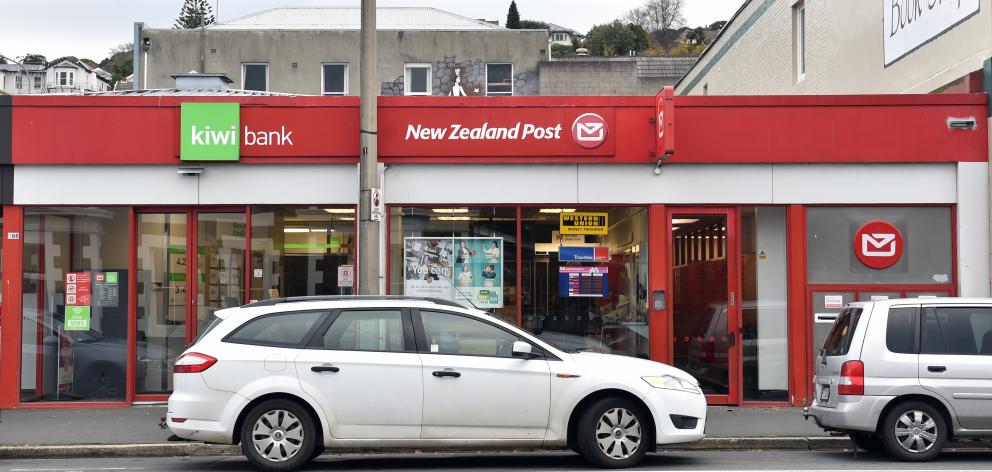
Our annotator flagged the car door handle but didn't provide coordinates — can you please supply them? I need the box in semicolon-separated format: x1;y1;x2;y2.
928;366;947;373
432;370;461;378
311;365;340;373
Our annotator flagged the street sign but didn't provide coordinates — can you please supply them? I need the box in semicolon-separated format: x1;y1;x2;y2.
370;188;384;221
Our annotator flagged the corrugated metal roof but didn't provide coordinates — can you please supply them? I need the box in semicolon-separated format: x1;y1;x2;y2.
81;88;302;96
209;7;505;31
635;57;697;78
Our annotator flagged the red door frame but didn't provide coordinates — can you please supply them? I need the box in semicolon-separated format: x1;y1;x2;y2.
664;206;742;405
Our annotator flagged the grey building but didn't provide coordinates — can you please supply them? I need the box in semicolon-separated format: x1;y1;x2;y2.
134;6;692;97
134;7;546;97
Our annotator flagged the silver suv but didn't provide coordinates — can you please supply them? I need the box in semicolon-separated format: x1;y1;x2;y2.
806;298;992;461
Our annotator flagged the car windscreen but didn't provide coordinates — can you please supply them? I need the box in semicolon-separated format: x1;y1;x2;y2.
821;307;863;356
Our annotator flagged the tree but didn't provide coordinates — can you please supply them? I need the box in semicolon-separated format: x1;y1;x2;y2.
623;0;685;33
174;0;216;29
709;20;727;31
22;54;46;65
518;20;549;29
505;1;521;29
0;57;6;64
685;27;706;45
585;21;650;57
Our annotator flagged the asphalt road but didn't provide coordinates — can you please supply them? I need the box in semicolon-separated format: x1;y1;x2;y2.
3;450;992;472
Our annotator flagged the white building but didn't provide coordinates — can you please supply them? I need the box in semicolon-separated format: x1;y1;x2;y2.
0;59;112;95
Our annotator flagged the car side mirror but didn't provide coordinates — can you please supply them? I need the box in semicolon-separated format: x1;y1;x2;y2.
512;341;536;359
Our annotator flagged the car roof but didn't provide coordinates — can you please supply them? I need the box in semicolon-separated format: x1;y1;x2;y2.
215;296;478;320
848;297;992;309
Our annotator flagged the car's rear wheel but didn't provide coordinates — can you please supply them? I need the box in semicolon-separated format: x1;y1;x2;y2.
576;397;651;468
240;399;317;472
850;431;885;453
880;401;947;462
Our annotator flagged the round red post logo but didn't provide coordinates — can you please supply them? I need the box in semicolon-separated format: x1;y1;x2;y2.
853;221;903;269
571;113;608;149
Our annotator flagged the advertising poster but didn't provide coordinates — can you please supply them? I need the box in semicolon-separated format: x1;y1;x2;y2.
404;237;504;308
403;238;455;300
453;238;504;309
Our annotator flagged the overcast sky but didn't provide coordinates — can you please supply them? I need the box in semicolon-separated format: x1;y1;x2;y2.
1;0;744;62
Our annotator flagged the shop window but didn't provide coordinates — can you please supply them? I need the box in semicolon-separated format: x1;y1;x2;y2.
740;207;789;401
806;207;953;284
250;206;356;301
404;64;431;96
389;207;517;323
242;63;269;92
197;213;246;334
486;63;513;96
20;207;129;403
521;207;649;358
322;63;348;95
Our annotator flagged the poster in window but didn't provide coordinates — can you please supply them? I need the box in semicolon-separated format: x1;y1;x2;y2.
403;238;455;300
452;237;503;308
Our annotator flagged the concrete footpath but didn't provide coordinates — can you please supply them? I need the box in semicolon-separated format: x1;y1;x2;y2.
0;405;983;459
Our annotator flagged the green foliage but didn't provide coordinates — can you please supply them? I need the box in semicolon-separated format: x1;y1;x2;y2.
518;19;548;29
0;57;6;64
585;21;650;57
685;27;706;45
505;1;521;29
22;54;46;65
551;43;576;58
48;56;80;66
174;0;216;29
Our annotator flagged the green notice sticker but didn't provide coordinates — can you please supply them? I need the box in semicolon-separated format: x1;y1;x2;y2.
65;306;91;331
180;102;240;161
105;272;119;284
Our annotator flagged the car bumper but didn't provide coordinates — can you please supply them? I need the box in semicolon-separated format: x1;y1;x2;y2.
807;396;894;433
167;373;247;444
646;388;707;445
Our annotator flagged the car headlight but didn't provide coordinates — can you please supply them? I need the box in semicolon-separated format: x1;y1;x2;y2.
642;375;701;394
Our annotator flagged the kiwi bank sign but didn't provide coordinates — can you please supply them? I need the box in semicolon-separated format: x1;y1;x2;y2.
883;0;980;66
180;103;295;161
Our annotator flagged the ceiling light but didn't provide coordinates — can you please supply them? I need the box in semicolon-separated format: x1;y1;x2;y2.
310;228;328;233
436;216;471;221
323;208;355;214
432;208;470;214
283;227;309;233
539;208;577;214
672;218;699;225
339;217;355;221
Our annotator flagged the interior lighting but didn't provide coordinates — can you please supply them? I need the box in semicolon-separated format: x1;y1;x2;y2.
672;218;699;225
323;208;355;214
284;227;310;233
432;208;470;214
436;216;472;221
539;208;577;214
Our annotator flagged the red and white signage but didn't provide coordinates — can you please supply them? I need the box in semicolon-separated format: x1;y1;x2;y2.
854;221;904;269
65;272;92;306
379;106;616;157
571;113;608;149
656;86;675;157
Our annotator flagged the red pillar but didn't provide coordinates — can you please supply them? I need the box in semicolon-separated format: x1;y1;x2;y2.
0;205;24;408
786;205;810;406
648;205;670;364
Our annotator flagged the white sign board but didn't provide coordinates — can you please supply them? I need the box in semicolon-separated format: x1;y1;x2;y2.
883;0;980;65
824;295;844;309
370;188;384;221
337;265;355;288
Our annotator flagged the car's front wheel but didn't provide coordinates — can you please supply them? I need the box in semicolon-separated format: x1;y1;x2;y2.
880;401;947;462
240;399;317;472
576;397;652;468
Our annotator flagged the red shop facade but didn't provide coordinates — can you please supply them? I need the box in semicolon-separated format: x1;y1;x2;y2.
0;91;987;408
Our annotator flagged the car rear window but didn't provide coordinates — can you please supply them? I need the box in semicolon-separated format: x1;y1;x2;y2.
886;306;919;354
821;307;863;356
225;311;325;348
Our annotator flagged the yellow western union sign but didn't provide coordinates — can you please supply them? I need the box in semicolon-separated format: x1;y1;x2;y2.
560;212;608;235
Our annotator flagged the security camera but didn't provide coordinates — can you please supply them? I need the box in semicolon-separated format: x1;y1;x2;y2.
141;37;152;52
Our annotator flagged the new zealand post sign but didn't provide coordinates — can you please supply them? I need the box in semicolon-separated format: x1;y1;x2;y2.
181;103;240;161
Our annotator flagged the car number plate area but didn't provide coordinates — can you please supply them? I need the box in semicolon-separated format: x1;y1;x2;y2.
819;385;830;403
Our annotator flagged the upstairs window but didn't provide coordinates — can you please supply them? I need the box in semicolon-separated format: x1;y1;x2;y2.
404;64;431;96
242;63;269;91
486;63;513;96
322;63;348;95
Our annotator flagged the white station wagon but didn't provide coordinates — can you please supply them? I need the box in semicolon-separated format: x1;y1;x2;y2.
167;296;706;471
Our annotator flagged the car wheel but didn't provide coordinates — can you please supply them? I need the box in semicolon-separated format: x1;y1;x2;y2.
576;397;651;468
850;432;885;453
880;401;947;462
240;399;317;472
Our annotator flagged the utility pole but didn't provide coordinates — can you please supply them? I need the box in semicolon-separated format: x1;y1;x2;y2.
358;0;380;294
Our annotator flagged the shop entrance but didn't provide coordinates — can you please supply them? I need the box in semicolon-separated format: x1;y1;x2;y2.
134;209;246;398
669;208;740;404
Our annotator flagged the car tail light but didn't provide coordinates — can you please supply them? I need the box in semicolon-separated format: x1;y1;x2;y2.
174;352;217;374
838;360;864;396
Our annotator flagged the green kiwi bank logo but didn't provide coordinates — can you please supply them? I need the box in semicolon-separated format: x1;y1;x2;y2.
180;102;294;161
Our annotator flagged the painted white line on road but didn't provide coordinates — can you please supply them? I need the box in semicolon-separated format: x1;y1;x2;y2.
9;468;145;472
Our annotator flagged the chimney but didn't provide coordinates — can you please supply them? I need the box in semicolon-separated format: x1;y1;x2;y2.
170;70;234;91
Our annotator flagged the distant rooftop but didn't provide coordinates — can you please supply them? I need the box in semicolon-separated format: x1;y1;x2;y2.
208;7;506;31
